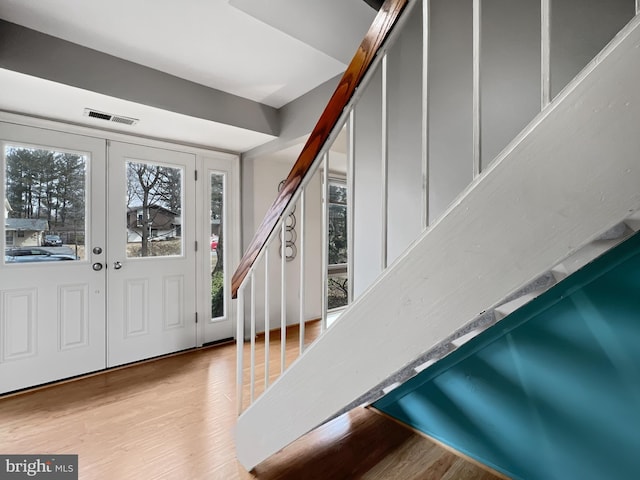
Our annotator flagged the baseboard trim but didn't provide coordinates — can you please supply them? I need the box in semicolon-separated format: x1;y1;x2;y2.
254;318;321;339
0;341;232;400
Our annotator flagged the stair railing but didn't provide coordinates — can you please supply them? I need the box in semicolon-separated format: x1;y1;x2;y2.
232;0;640;467
233;0;640;417
231;0;410;414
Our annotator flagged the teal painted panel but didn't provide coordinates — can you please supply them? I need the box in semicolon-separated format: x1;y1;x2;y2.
374;232;640;480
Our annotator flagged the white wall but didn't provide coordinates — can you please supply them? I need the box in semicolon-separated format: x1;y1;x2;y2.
428;0;474;222
241;152;322;331
426;0;636;216
551;0;635;98
353;66;383;299
352;0;428;298
480;0;635;171
480;0;541;171
347;0;638;304
387;0;424;265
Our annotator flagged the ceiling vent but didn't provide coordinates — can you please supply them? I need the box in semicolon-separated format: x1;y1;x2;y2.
84;108;138;126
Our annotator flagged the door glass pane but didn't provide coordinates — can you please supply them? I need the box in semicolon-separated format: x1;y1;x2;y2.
126;161;183;258
210;172;225;319
4;145;86;263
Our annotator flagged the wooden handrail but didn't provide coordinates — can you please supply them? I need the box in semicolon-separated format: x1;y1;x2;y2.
232;0;409;298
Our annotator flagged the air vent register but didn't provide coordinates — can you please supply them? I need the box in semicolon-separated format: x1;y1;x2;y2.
83;108;138;126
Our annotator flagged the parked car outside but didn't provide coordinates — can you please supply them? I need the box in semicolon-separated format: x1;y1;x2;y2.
42;234;63;246
5;248;76;263
211;235;218;250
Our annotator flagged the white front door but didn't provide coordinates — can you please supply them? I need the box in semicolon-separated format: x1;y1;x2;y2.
0;122;107;393
106;141;197;367
0;120;238;394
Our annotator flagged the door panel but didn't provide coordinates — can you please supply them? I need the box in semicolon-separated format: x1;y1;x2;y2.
0;122;106;394
107;141;197;367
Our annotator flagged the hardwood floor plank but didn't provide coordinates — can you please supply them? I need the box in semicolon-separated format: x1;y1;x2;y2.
0;321;504;479
362;435;454;479
253;406;415;480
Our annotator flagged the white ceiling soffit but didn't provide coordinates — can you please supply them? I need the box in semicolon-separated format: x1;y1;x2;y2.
0;0;350;108
229;0;377;64
0;69;276;152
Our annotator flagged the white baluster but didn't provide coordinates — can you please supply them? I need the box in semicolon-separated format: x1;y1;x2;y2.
281;221;286;374
422;0;430;230
264;250;270;389
250;272;256;403
347;111;355;304
236;286;245;415
321;153;329;333
381;53;389;271
473;0;482;177
541;0;551;108
299;189;306;354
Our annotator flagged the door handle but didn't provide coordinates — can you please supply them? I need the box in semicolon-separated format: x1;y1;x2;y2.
92;263;103;271
113;261;122;270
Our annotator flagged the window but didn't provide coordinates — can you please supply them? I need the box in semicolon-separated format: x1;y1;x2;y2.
4;144;87;262
327;180;348;310
125;161;182;257
210;172;225;319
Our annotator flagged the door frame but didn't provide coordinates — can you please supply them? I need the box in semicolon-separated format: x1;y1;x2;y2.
0;111;241;368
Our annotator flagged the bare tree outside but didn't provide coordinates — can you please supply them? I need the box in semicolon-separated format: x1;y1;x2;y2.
126;162;182;257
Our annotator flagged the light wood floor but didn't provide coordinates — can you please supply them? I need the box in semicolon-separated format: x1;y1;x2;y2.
0;321;504;479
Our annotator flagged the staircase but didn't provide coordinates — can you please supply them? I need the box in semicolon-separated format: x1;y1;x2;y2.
234;0;640;470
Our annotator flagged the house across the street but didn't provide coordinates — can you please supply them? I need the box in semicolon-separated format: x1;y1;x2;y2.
126;205;181;242
5;218;49;248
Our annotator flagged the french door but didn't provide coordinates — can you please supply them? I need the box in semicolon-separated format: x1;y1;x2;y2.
106;141;197;367
0;121;239;394
0;122;107;393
